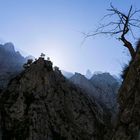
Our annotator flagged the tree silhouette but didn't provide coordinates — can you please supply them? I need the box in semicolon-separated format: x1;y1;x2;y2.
23;59;33;69
83;4;140;59
40;53;45;59
27;59;33;65
47;57;50;61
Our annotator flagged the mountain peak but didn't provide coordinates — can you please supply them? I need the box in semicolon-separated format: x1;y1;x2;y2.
85;69;93;79
25;57;53;72
1;57;106;140
91;72;118;86
3;42;15;52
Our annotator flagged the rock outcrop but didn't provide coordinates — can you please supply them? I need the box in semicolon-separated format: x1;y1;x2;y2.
0;58;107;140
0;42;25;71
112;41;140;140
61;70;74;79
90;73;120;113
85;69;93;79
70;73;97;97
70;72;120;115
0;43;24;89
0;43;32;89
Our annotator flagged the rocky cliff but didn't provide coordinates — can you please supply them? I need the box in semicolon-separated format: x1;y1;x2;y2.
85;69;93;79
70;73;97;97
0;43;33;90
112;41;140;140
70;72;120;115
90;73;120;113
0;43;24;89
0;57;108;140
0;42;25;71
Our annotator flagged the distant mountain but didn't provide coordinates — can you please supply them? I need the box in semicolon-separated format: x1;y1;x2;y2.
15;46;30;57
113;75;122;83
61;70;74;78
70;72;120;114
0;58;109;140
62;69;93;79
85;69;93;79
70;73;96;96
90;73;119;87
90;73;120;113
0;42;30;89
0;42;25;71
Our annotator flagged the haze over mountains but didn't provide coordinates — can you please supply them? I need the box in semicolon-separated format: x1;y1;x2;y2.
1;57;111;140
0;42;140;139
0;43;120;112
0;42;113;139
0;43;25;90
0;42;121;86
0;42;123;140
0;43;35;90
70;72;120;116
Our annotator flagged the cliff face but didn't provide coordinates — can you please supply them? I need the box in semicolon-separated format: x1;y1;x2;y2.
70;73;97;97
112;42;140;140
0;43;25;89
0;58;107;140
70;73;119;115
90;73;119;113
0;43;25;71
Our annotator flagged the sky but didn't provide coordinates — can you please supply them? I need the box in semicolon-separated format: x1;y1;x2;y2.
0;0;140;76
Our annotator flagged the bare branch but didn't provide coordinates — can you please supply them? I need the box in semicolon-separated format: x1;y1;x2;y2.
129;22;140;28
83;4;140;59
129;26;136;39
130;9;140;18
100;13;116;21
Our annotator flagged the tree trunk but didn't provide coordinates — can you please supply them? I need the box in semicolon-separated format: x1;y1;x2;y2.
121;36;136;59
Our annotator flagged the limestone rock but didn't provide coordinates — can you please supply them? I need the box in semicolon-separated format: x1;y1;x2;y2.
0;58;106;140
112;41;140;140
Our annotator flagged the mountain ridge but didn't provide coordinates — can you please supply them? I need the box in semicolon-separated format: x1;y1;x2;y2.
0;57;110;140
70;72;120;116
112;40;140;140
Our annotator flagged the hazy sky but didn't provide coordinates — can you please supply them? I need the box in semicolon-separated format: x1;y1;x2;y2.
0;0;140;76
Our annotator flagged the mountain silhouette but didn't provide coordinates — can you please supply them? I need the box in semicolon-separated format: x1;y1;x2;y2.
0;57;109;140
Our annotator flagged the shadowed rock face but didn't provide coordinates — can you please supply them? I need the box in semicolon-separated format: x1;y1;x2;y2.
0;43;25;89
0;43;35;90
0;43;25;71
90;73;120;114
0;58;107;140
70;73;120;115
112;41;140;140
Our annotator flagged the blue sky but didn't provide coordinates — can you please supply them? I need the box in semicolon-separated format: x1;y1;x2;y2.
0;0;140;76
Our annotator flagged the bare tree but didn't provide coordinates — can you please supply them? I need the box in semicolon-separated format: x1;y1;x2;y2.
40;53;45;59
83;4;140;59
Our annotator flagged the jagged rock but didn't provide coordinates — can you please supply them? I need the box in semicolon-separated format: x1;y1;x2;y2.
112;41;140;140
61;70;74;79
0;58;107;140
70;72;120;115
0;43;31;89
70;73;97;97
85;69;93;79
3;43;15;53
90;73;120;113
